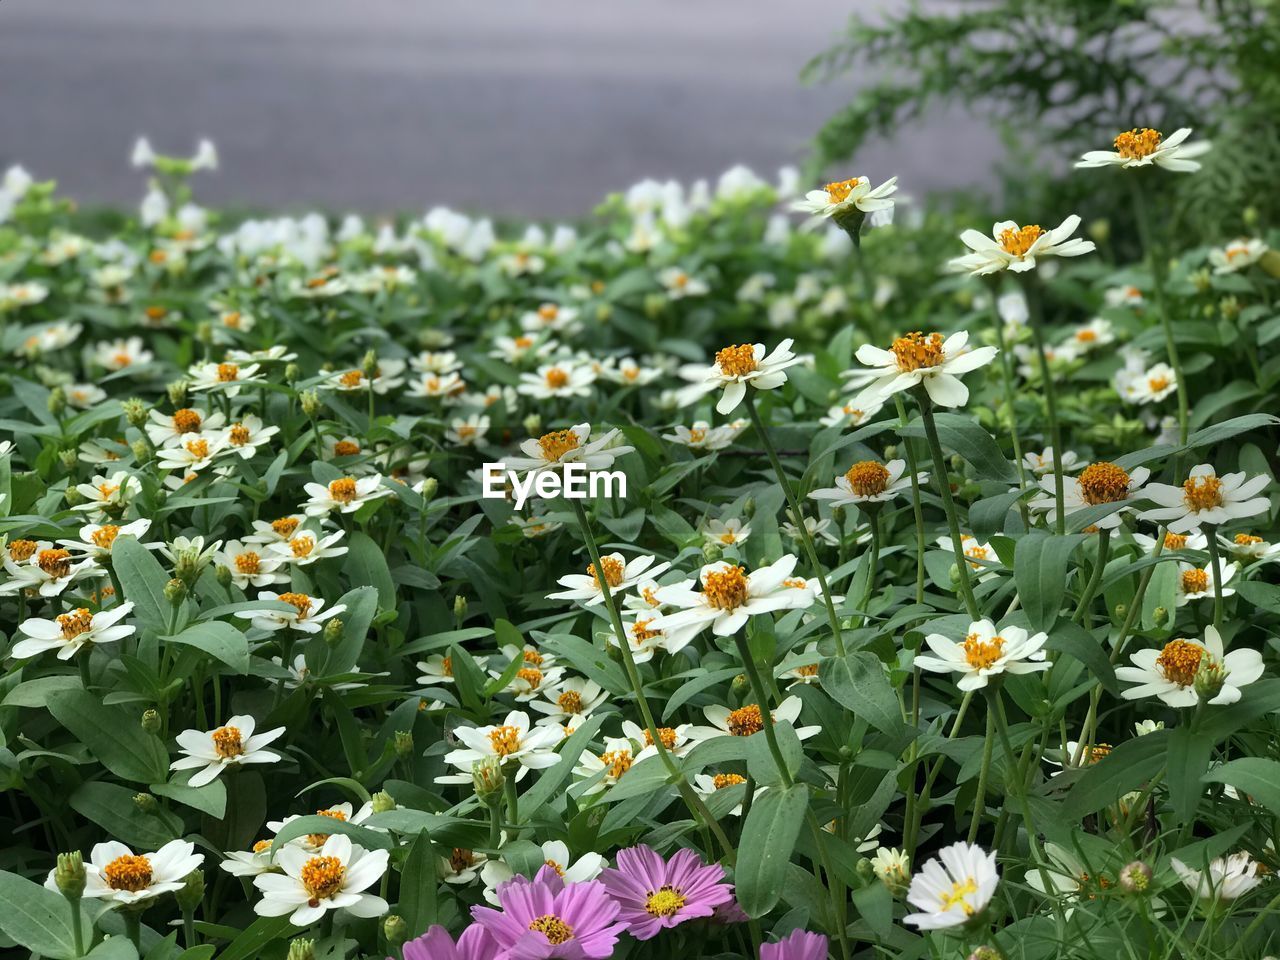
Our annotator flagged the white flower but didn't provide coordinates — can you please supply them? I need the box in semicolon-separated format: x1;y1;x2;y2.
819;398;884;429
329;360;405;395
915;619;1049;691
1114;361;1178;404
303;475;390;516
439;848;490;884
171;715;286;786
948;216;1095;276
1140;463;1270;533
504;424;633;477
266;529;348;566
606;357;663;387
851;330;997;408
687;695;821;743
520;303;580;335
446;414;490;447
253;834;388;925
237;591;347;634
217;540;288;588
1117;626;1262;706
221;841;279;877
692;772;754;817
59;520;153;559
792;175;898;220
703;518;750;548
66;839;203;905
1029;462;1150;530
681;339;804;415
479;842;605;905
871;848;911;889
904;842;999;929
547;553;670;607
658;266;709;299
1023;447;1081;477
649;556;812;637
1076;127;1211;172
157;434;228;473
187;360;264;396
1133;529;1208;555
438;711;561;783
1066;317;1115;350
13;603;136;660
1175;559;1237;606
1171;853;1262;902
491;333;555;364
937;534;999;580
1105;285;1146;309
93;337;154;371
218;416;280;458
73;471;142;514
529;677;610;725
0;541;101;597
146;408;225;448
1219;531;1280;563
1209;237;1267;274
661;421;745;452
517;361;596;399
810;459;925;508
574;736;646;795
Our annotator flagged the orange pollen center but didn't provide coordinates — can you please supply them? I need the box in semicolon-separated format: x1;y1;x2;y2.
307;809;348;847
538;304;559;320
234;551;261;574
57;608;94;640
1148;375;1170;392
544;858;566;876
523;649;544;666
172;408;202;433
9;539;37;562
223;312;242;327
329;478;358;503
1089;744;1113;763
599;749;633;779
104;854;153;891
212;725;244;758
544;368;569;388
38;549;72;577
528;915;574;945
1164;532;1188;550
339;370;365;388
824;176;862;204
557;690;584;713
1114;127;1163;160
272;517;301;538
796;663;820;677
715;343;758;378
1181;569;1210;594
587;556;625;588
645;727;678;749
1077;462;1133;505
536;429;580;462
890;331;945;371
727;704;764;736
229;424;251;445
449;848;475;872
291;536;315;558
278;592;313;618
845;460;891;497
713;773;747;789
145;306;168;320
1235;534;1263;545
253;839;272;853
441;656;454;677
186;438;210;458
515;336;534;348
631;618;662;642
1182;474;1224;511
703;565;749;611
999;224;1045;257
517;667;544;689
91;525;121;549
1076;330;1097;342
687;428;706;444
217;363;240;382
489;725;521;757
300;856;345;903
963;632;1005;670
1157;639;1204;686
98;483;119;499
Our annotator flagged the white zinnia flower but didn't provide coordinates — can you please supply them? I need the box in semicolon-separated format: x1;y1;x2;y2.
13;603;136;660
1076;127;1211;173
1209;237;1267;274
547;553;670;607
1028;461;1150;530
237;591;347;633
948;216;1095;276
792;175;898;220
649;556;813;637
62;839;203;905
1170;853;1262;902
1116;626;1262;706
503;424;633;477
903;842;999;929
1175;559;1237;606
171;715;286;786
253;834;388;925
658;266;709;299
702;518;750;548
1023;447;1081;477
915;619;1049;690
688;695;821;743
438;711;561;784
851;330;997;408
681;339;804;415
302;475;390;516
479;842;606;905
1140;463;1270;533
809;459;925;508
186;360;264;396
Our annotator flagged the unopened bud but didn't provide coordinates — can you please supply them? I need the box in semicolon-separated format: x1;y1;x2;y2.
882;444;898;460
167;380;188;407
284;363;300;384
831;505;846;528
300;389;321;417
730;674;750;696
473;757;505;802
394;730;415;759
59;449;78;470
130;439;150;462
174;869;204;910
453;594;468;622
361;349;379;378
141;709;162;734
418;477;438;501
1192;268;1212;294
64;487;85;507
522;413;542;436
195;321;214;345
1152;606;1168;626
1194;658;1229;703
1119;860;1153;893
286;939;316;960
1087;218;1111;243
1219;296;1241;321
371;789;396;814
1243;206;1259;228
383;915;407;947
1114;603;1127;619
174;547;201;586
122;397;148;428
743;497;756;519
215;564;233;588
164;578;186;604
643;292;666;319
47;387;67;417
701;541;723;563
967;948;1003;960
55;851;86;899
949;563;961;587
323;617;345;645
134;792;157;814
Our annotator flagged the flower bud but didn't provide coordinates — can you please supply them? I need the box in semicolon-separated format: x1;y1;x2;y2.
1087;218;1110;243
371;789;397;814
141;709;162;734
284;363;300;384
300;389;321;417
164;578;186;604
522;413;542;436
47;387;67;418
967;948;1003;960
134;792;158;814
215;564;233;588
286;939;316;960
1119;860;1153;893
473;756;505;804
361;349;379;379
1194;658;1229;703
1218;296;1240;321
1114;603;1126;619
195;320;214;345
394;730;415;759
701;541;723;563
1152;606;1168;626
730;674;750;696
453;594;468;623
383;915;407;947
643;292;666;319
59;449;79;471
743;497;756;519
1192;268;1212;294
173;548;201;586
323;617;345;645
64;487;85;507
54;851;86;900
121;398;148;428
167;380;188;408
419;477;438;501
1243;206;1259;228
174;869;205;911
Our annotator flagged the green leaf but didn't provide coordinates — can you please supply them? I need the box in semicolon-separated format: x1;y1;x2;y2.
735;784;809;917
970;488;1029;542
213;915;295;960
899;412;1016;483
1167;724;1213;823
1203;758;1280;817
522;714;606;817
819;652;905;737
269;814;392;852
152;776;227;818
744;722;803;787
343;530;396;612
1045;622;1119;696
48;689;169;783
1014;533;1082;631
70;782;182;849
397;830;438;937
111;535;173;633
0;869;78;959
1064;730;1169;819
162;621;250;674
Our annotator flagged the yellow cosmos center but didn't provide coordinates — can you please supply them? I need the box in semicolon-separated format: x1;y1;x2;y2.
212;725;244;759
38;549;73;577
713;773;747;789
587;556;625;589
57;608;94;640
703;565;749;611
845;460;890;497
557;690;584;713
1181;569;1209;594
1077;462;1132;505
1182;474;1223;511
715;343;758;378
517;667;544;689
1157;638;1204;686
727;704;764;736
537;428;580;463
234;551;261;574
329;478;358;504
529;914;574;945
645;885;687;917
644;727;678;750
186;438;210;459
489;725;521;757
91;525;121;549
278;592;313;619
300;856;345;904
1114;127;1163;160
824;176;862;204
217;363;240;382
891;331;945;371
939;877;978;914
963;632;1005;670
291;536;316;558
104;854;153;892
172;408;202;433
999;224;1044;257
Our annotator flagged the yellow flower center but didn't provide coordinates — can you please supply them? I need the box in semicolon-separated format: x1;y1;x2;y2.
272;517;300;538
97;482;119;500
587;556;625;589
329;478;358;504
1235;534;1263;546
538;304;559;321
824;177;862;204
217;362;240;382
1181;569;1210;594
544;367;570;389
278;592;313;619
517;667;544;689
687;427;706;444
999;224;1044;257
145;305;168;321
1164;532;1188;550
1156;638;1204;686
229;424;251;446
291;536;316;558
8;539;37;562
308;809;348;847
449;848;475;872
1182;474;1224;512
644;727;678;750
38;548;72;577
939;877;979;914
528;915;574;945
715;343;758;378
441;656;454;677
91;525;121;550
172;408;202;433
962;632;1005;670
104;854;153;892
713;773;747;789
1089;744;1112;763
57;608;94;640
631;618;662;642
1077;462;1132;505
727;704;764;736
1076;329;1098;343
212;725;244;759
234;551;261;574
600;748;633;779
703;565;749;611
253;839;272;853
300;856;345;904
1148;374;1170;392
844;460;891;497
339;370;365;388
1114;127;1163;160
523;649;544;666
537;428;580;463
557;690;584;713
489;724;522;757
645;885;687;917
544;858;566;876
223;311;243;328
890;331;945;371
186;438;210;459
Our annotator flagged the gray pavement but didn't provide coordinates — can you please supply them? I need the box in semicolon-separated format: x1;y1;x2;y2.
0;0;998;219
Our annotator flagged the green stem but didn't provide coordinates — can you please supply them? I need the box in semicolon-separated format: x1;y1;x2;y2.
123;911;142;951
69;897;85;957
504;773;519;827
1205;524;1224;631
985;280;1031;523
915;390;980;618
894;396;927;605
1071;530;1111;624
858;508;881;625
904;689;974;860
1021;276;1065;534
968;700;996;844
742;392;845;655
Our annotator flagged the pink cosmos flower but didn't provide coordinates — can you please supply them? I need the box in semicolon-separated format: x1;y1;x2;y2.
597;845;734;940
401;924;498;960
470;865;624;959
760;929;829;960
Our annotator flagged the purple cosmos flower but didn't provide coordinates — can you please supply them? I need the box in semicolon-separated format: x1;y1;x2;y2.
471;865;625;959
760;929;829;960
401;924;498;960
597;845;734;940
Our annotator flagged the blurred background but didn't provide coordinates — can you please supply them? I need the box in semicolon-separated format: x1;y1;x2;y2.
0;0;996;218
